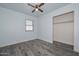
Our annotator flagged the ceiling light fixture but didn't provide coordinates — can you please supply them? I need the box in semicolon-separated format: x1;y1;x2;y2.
27;3;44;13
35;8;38;11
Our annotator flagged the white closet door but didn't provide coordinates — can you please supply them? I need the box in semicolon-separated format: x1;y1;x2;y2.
53;12;74;45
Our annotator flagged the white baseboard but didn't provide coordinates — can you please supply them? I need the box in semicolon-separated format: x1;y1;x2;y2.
74;47;79;53
0;39;36;48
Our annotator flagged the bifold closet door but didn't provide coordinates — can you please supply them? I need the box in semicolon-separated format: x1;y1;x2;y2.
53;12;74;45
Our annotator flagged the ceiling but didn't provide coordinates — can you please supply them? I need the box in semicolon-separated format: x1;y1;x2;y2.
0;3;69;17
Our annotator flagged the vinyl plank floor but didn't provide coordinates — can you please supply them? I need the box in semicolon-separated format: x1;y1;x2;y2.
0;39;79;56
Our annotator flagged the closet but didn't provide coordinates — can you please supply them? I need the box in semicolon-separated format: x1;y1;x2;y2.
53;11;74;45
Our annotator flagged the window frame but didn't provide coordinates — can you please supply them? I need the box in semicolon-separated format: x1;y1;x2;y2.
25;19;34;32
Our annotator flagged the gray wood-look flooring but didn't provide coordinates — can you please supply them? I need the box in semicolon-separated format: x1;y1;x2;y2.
0;39;79;56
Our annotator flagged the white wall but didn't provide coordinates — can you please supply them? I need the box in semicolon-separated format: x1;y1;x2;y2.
0;7;37;47
38;4;79;52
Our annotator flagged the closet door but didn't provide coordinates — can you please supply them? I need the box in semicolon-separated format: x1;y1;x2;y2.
53;12;74;45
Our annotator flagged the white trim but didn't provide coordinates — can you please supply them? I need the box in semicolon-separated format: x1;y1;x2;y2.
74;47;79;53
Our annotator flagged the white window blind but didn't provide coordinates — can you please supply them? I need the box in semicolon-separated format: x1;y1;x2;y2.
25;20;33;31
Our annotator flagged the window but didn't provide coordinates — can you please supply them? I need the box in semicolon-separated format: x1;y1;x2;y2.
25;20;33;31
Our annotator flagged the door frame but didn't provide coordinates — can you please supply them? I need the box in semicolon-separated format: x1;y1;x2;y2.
52;11;74;50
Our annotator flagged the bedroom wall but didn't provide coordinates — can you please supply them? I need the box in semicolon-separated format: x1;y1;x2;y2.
38;4;79;52
0;7;37;47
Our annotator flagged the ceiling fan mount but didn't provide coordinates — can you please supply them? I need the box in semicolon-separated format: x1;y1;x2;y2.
27;3;44;13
